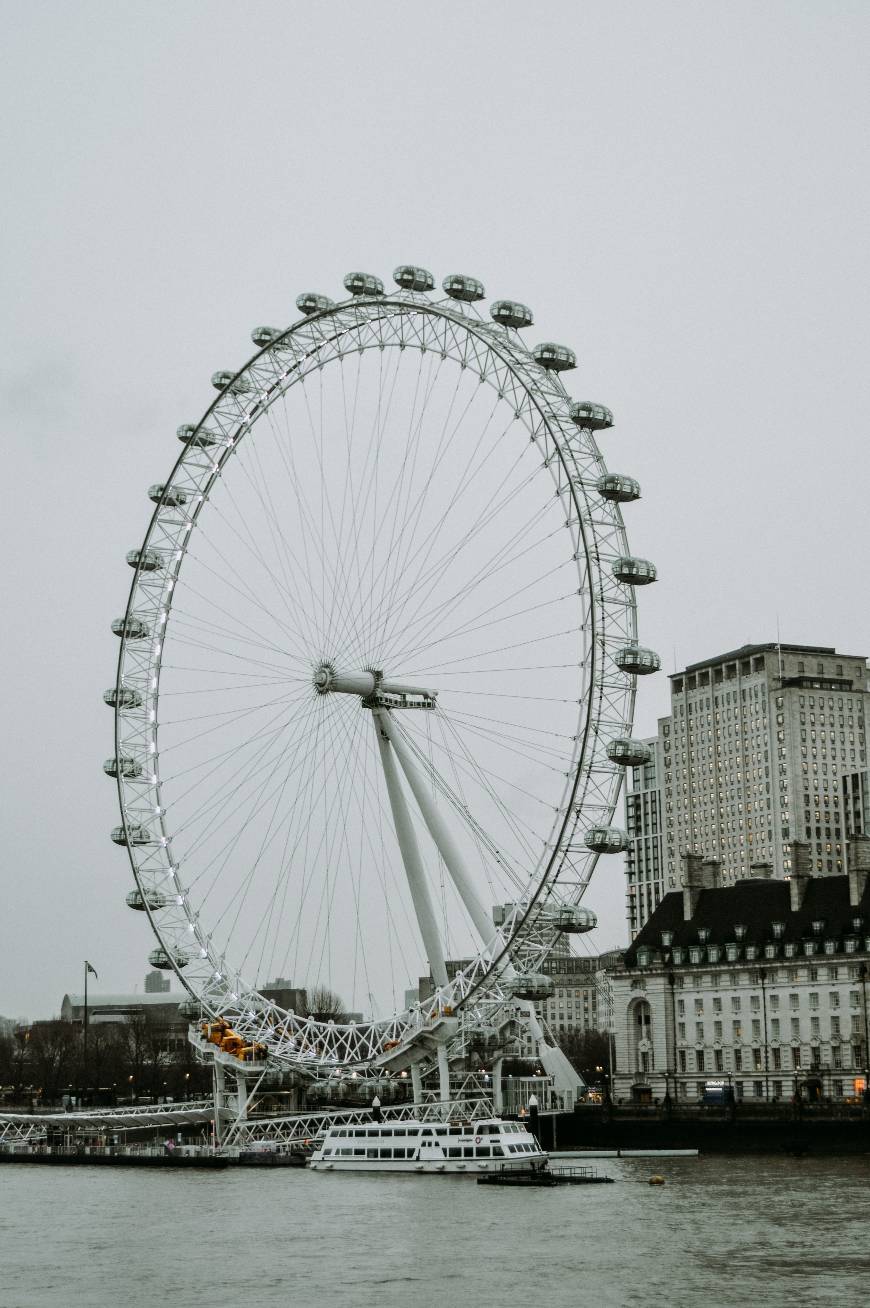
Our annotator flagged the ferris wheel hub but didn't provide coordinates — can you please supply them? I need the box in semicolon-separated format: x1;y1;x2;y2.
314;663;437;708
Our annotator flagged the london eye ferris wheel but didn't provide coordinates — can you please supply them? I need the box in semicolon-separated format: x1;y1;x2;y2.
105;265;659;1085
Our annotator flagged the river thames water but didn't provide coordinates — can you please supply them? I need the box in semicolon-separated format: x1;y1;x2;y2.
1;1154;869;1307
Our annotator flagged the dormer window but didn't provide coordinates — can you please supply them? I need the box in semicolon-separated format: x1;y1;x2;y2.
698;928;710;944
824;940;836;955
784;942;796;957
726;943;740;962
734;924;747;941
661;931;673;947
745;945;758;961
853;917;863;933
689;946;703;964
637;948;652;968
764;943;777;959
845;937;857;954
803;940;817;956
772;921;785;938
672;947;685;965
708;945;720;963
811;919;825;935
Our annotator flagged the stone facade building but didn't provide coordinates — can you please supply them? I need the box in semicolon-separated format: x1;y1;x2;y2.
624;737;665;936
623;642;869;934
607;842;870;1104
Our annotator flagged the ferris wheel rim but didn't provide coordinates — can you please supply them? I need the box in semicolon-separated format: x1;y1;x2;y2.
110;283;639;1069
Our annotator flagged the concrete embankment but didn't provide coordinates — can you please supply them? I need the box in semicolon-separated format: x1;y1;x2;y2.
537;1106;870;1155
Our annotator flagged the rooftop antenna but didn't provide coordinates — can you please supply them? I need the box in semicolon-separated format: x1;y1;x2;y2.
776;615;784;679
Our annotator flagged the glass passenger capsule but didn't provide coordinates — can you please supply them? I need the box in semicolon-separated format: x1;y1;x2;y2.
211;371;253;394
584;826;628;854
442;273;485;302
111;616;150;640
148;483;189;507
296;292;335;315
110;823;152;846
612;556;657;586
148;947;189;970
126;548;163;572
178;999;202;1021
251;326;282;347
103;686;143;710
126;887;168;911
177;424;222;447
532;342;577;372
343;272;385;297
552;904;598;934
597;473;640;503
507;972;554;1001
490;300;533;329
569;401;613;430
103;755;143;779
606;737;652;766
393;265;435;292
613;643;662;676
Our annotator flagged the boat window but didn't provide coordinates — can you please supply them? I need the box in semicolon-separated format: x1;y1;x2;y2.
447;1147;461;1157
462;1146;475;1158
476;1146;492;1157
379;1148;392;1158
422;1127;433;1136
493;1146;505;1157
366;1148;378;1158
353;1149;365;1156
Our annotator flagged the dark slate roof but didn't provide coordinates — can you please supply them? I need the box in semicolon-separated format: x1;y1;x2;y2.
624;875;870;966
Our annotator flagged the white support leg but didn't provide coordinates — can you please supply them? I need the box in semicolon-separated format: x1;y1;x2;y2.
373;713;448;989
492;1056;503;1113
411;1063;423;1103
377;711;496;952
437;1045;450;1105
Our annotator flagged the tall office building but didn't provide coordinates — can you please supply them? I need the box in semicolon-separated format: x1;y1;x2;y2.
624;738;665;937
625;643;869;934
144;969;170;994
663;643;868;887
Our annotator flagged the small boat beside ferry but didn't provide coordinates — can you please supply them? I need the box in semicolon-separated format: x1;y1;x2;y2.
308;1117;545;1173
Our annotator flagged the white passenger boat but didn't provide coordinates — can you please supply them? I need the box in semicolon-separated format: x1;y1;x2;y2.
308;1117;546;1173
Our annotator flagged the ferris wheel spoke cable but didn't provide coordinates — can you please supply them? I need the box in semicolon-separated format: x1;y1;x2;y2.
405;622;583;675
384;496;560;671
182;523;316;664
172;547;314;661
184;522;320;665
395;586;580;674
365;351;447;661
370;364;469;661
382;465;548;667
215;460;324;652
165;602;305;667
241;700;369;980
210;443;327;656
182;694;341;901
364;402;523;662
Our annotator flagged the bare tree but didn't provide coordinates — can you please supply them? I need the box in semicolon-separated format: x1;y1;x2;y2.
305;987;349;1022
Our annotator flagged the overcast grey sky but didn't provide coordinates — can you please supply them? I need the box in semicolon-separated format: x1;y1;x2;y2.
2;1;868;1019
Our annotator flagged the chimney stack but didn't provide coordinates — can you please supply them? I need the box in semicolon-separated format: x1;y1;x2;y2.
682;850;705;920
847;836;870;908
749;862;774;881
788;840;813;912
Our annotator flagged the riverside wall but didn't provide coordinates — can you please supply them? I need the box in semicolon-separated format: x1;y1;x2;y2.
538;1105;870;1155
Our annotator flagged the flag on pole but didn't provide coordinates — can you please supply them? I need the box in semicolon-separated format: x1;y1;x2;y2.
85;961;98;978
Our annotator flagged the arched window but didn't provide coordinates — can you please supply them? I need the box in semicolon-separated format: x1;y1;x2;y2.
630;999;652;1073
